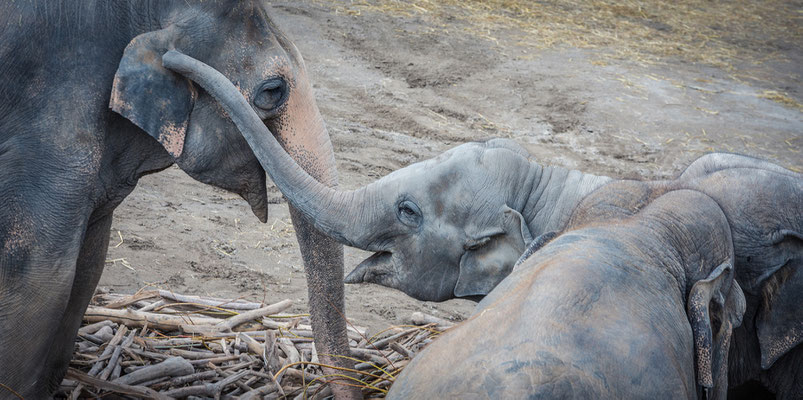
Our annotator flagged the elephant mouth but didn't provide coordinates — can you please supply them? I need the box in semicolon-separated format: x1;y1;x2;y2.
242;167;270;223
345;251;394;284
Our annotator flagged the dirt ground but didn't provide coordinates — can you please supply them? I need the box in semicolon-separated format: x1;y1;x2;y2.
98;0;802;336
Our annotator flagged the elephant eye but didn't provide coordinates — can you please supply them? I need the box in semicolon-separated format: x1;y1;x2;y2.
397;200;422;227
253;77;289;116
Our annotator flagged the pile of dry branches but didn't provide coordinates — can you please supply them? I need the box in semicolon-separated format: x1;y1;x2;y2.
61;290;452;399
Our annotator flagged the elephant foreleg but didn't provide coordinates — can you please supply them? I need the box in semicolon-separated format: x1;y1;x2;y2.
40;212;113;393
0;222;84;398
289;207;359;399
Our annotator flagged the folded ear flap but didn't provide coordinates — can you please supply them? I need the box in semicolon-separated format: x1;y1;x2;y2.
455;206;532;297
515;231;558;268
756;255;803;369
110;27;197;158
687;262;746;396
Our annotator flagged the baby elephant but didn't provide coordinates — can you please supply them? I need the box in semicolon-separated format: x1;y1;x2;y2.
388;189;746;399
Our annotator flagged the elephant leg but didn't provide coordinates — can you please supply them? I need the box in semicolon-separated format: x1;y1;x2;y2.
288;194;359;399
275;119;358;398
0;230;83;398
39;213;113;393
288;206;351;366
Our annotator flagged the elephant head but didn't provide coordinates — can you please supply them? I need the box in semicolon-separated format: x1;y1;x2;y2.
110;2;337;221
109;3;353;396
338;143;536;301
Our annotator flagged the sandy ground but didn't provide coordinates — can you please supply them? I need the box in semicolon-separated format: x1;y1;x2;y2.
98;1;802;336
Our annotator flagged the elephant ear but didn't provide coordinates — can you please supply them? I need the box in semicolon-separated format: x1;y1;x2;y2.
110;27;197;158
514;231;558;268
686;262;746;397
756;244;803;369
455;206;533;297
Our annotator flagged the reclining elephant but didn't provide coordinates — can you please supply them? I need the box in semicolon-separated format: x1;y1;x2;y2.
389;189;746;398
562;161;803;398
0;2;357;398
162;51;802;398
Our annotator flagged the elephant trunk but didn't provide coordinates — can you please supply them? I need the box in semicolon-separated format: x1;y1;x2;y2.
163;50;371;399
161;50;380;249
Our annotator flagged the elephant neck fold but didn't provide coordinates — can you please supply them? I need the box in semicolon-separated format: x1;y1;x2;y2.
521;163;613;238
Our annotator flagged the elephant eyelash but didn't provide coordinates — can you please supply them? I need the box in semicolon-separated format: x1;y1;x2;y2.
397;199;422;227
464;236;492;251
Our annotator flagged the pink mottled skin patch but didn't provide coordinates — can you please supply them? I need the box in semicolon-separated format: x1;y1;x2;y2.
108;75;132;115
158;122;187;158
268;60;337;186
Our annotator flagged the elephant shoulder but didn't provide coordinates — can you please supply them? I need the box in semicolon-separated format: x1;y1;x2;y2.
566;180;667;229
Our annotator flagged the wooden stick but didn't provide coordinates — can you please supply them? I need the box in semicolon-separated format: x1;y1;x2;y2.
138;299;165;312
162;382;219;398
214;299;293;332
389;341;412;358
112;356;194;386
370;327;422;349
167;348;216;360
349;348;389;365
216;369;250;392
94;325;115;342
65;368;172;400
78;332;105;345
89;326;128;376
99;328;137;380
105;291;159;309
411;311;454;328
278;338;301;365
188;354;241;366
84;306;222;331
208;362;252;393
78;320;115;335
135;375;170;388
157;290;265;310
238;381;280;399
151;370;217;390
127;348;169;361
282;367;322;382
265;330;282;374
239;332;266;357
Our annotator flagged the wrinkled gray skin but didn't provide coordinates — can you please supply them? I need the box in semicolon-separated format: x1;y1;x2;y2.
389;189;746;399
258;136;611;301
0;2;356;399
338;140;612;301
157;51;801;398
564;155;803;399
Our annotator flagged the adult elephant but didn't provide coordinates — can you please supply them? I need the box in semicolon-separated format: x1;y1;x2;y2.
0;2;357;399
